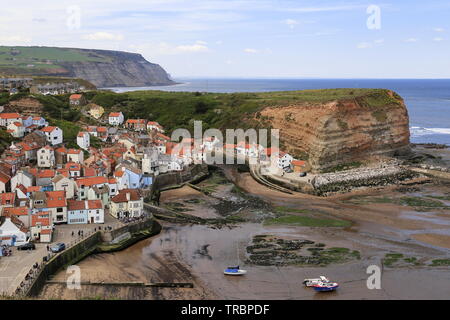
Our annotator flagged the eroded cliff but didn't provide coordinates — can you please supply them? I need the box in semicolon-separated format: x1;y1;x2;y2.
256;89;410;172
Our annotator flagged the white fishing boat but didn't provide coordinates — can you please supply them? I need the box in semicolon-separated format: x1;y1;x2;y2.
224;241;247;276
302;276;330;287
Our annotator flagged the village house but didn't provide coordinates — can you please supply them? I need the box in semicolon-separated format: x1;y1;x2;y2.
114;164;144;190
147;121;164;133
37;145;55;168
0;192;15;210
31;169;56;191
32;116;47;127
65;162;82;178
75;176;110;200
2;206;31;228
87;104;105;119
10;170;34;190
30;212;53;243
0;113;22;127
67;149;84;164
142;147;160;176
67;199;104;224
0;171;11;193
69;94;86;106
21;115;33;128
40;126;63;145
77;131;90;150
0;216;29;246
108;112;124;126
110;189;143;218
43;190;67;224
125;119;147;131
52;174;75;199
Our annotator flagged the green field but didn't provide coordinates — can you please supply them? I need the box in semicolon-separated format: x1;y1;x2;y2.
0;46;111;71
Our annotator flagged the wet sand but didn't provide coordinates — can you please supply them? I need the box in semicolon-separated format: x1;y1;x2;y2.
39;222;450;300
39;166;450;300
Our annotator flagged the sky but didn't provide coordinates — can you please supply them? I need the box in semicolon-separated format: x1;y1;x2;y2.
1;0;450;78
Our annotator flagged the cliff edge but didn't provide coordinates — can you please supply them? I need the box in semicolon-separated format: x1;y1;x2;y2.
255;89;411;172
0;46;175;87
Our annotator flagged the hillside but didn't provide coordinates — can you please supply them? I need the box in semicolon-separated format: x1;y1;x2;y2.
87;88;411;171
0;46;175;87
2;88;411;171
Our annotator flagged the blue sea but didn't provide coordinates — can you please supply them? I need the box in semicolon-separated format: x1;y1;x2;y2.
105;78;450;145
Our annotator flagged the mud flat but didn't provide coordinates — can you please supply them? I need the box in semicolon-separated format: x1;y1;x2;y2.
39;166;450;300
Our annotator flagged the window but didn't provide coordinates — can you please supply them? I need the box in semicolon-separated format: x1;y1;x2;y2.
57;208;63;213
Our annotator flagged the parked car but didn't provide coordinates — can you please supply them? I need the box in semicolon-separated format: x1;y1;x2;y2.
18;243;36;251
299;172;307;177
50;243;66;253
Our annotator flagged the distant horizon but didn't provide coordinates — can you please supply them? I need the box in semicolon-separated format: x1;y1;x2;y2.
171;76;450;80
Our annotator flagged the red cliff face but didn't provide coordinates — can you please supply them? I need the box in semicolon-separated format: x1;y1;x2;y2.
257;90;410;172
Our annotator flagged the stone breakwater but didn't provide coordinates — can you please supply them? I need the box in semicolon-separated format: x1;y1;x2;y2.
311;164;420;196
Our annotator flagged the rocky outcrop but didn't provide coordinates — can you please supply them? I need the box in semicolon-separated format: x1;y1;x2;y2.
311;163;420;196
258;90;411;172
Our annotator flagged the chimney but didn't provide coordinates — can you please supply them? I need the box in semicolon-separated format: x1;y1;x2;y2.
126;192;131;202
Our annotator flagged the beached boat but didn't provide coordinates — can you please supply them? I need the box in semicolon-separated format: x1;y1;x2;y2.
302;276;330;287
313;281;339;292
224;266;247;276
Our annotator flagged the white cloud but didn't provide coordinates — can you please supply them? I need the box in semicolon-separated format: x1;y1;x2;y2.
280;5;365;13
434;28;445;32
404;38;418;42
195;40;207;45
82;32;124;41
176;43;209;52
244;48;258;53
283;19;299;29
374;39;384;44
130;41;210;55
357;42;372;49
433;37;444;42
0;35;32;44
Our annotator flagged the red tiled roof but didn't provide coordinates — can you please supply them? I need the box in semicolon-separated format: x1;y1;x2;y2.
0;113;21;119
68;199;103;211
109;112;122;117
0;172;11;184
111;189;142;203
31;214;50;227
70;94;82;100
2;207;29;217
45;190;66;208
0;193;15;205
67;148;82;155
75;176;108;187
41;126;57;133
292;160;306;166
65;162;81;171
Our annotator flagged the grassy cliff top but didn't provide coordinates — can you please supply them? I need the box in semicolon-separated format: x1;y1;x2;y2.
1;88;404;136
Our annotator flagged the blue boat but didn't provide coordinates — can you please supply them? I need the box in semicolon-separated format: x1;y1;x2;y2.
313;281;339;292
224;266;247;276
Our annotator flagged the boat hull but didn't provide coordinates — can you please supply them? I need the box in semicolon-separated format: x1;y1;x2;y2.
314;285;339;292
224;270;247;276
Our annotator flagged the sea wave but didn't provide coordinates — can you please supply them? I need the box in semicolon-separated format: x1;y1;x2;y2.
410;126;450;137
